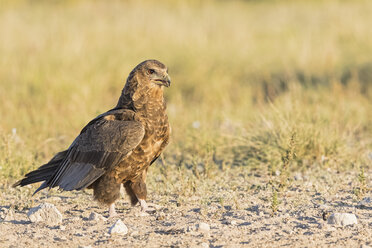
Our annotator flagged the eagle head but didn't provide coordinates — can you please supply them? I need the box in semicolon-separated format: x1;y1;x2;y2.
135;60;171;88
117;60;171;109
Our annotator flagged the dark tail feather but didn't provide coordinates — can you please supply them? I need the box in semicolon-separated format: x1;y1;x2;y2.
32;181;48;196
12;162;59;187
12;150;68;192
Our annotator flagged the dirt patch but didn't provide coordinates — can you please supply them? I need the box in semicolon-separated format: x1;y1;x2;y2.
0;168;371;248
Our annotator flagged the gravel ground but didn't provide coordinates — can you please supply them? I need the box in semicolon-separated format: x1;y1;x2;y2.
0;168;371;248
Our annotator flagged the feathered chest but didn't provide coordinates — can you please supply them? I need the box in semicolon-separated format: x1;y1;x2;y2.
138;110;170;154
112;93;170;180
123;107;169;159
113;111;170;181
136;97;170;143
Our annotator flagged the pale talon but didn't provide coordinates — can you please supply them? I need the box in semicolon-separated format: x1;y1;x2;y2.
139;199;149;212
138;199;156;213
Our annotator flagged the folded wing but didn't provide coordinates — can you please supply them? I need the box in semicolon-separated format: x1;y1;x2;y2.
35;112;144;193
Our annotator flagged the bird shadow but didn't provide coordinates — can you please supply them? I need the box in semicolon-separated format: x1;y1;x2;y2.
9;219;31;225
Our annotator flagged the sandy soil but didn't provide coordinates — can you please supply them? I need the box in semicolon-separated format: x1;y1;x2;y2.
0;168;371;248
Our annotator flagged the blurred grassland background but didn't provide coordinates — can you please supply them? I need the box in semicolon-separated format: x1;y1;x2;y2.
0;0;371;186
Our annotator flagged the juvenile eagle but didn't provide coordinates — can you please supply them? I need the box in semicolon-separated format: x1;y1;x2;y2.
14;60;171;217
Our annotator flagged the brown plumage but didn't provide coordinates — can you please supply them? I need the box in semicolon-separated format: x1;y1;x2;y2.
13;60;171;216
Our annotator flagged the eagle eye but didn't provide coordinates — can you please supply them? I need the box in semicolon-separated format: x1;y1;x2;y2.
147;69;155;75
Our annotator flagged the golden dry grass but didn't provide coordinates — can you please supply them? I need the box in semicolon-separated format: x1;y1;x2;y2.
0;0;371;188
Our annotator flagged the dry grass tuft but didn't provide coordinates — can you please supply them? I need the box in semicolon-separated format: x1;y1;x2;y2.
0;1;371;196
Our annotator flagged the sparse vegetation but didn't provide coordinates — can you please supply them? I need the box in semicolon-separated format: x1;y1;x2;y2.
354;165;368;200
271;186;279;215
279;131;297;189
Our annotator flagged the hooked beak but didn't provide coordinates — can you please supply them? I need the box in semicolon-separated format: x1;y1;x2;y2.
164;74;171;87
154;74;171;87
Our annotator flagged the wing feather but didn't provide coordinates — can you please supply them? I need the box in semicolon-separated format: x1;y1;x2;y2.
43;112;144;192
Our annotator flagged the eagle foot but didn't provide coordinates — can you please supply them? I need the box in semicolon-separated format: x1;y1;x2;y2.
139;199;156;214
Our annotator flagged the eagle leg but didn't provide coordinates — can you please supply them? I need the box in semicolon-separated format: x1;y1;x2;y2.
123;181;139;206
109;203;117;217
124;178;157;213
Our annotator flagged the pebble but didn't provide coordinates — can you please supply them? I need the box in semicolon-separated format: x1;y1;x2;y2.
59;225;66;231
148;203;162;210
368;152;372;160
318;204;329;210
27;203;62;225
197;222;210;232
58;236;67;241
186;225;196;232
0;208;14;221
48;196;62;202
222;219;237;225
201;242;209;248
358;197;371;207
69;216;81;223
294;173;303;181
230;220;237;225
109;219;128;235
135;211;150;217
327;213;357;226
88;212;107;221
282;228;293;234
192;121;200;129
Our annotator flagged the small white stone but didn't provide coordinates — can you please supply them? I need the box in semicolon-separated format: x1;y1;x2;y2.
368;152;372;160
59;225;66;231
201;242;209;248
282;228;293;234
109;219;128;235
88;212;106;221
147;203;162;210
70;216;81;222
192;121;200;129
318;204;329;210
135;211;149;217
59;236;67;241
294;173;303;181
222;219;237;225
27;203;62;225
48;196;62;202
359;197;371;207
186;225;196;232
327;213;357;226
304;182;313;189
1;208;14;221
197;222;210;232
